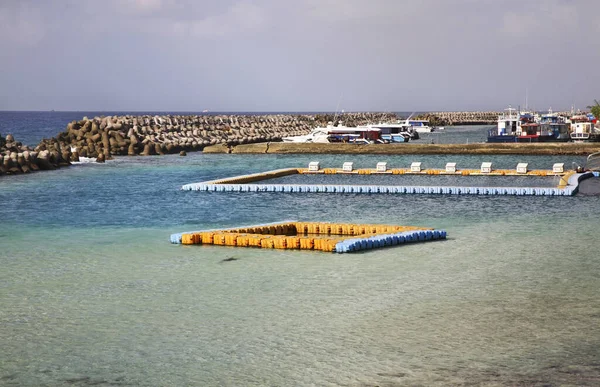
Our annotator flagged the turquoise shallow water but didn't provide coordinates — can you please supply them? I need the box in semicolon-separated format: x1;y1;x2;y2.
1;153;599;386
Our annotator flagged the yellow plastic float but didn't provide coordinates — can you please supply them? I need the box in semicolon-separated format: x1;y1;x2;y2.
171;221;447;253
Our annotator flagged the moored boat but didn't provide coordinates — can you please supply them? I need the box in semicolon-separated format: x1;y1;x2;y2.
358;122;415;142
570;115;600;142
487;106;570;143
394;113;440;134
406;119;435;133
282;126;329;143
282;122;382;144
487;106;520;142
535;109;570;142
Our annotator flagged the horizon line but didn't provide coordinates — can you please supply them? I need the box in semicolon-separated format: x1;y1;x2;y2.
0;108;582;113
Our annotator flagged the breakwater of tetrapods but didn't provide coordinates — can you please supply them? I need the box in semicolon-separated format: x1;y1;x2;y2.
3;111;599;177
35;112;397;159
1;113;396;176
1;133;70;175
416;111;498;125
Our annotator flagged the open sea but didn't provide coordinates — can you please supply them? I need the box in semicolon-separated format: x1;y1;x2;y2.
1;112;599;386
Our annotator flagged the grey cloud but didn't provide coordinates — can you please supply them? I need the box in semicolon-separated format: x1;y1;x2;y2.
0;0;598;111
0;1;46;46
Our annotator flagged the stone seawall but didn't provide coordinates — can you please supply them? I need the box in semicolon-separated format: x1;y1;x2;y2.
1;112;397;175
36;112;398;159
1;133;70;175
3;111;594;176
415;112;499;126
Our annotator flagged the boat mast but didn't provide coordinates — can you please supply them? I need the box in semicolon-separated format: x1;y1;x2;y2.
332;94;343;127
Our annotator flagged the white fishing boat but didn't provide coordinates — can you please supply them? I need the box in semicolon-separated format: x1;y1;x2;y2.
357;122;414;142
282;126;330;143
398;113;438;133
537;108;570;142
406;119;435;133
570;115;600;142
282;122;381;144
487;106;521;142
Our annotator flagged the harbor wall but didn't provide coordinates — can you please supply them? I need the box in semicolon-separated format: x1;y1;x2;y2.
32;112;398;160
415;111;498;126
205;142;600;155
416;110;574;126
3;111;598;176
0;133;70;176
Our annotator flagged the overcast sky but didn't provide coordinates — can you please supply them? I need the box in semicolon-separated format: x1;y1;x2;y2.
1;0;599;112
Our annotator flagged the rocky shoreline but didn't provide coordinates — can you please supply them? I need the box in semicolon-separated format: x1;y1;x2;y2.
415;111;498;126
2;111;598;176
47;112;398;159
0;112;396;176
1;133;71;175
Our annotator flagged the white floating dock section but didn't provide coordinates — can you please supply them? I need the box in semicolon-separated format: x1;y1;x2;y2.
182;183;579;196
180;165;595;197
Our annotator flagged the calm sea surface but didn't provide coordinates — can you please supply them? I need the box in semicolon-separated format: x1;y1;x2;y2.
1;112;599;386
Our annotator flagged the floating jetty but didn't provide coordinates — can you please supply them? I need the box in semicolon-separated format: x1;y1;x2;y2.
170;221;447;253
181;161;597;196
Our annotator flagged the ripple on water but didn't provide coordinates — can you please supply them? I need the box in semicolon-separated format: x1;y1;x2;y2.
0;153;599;386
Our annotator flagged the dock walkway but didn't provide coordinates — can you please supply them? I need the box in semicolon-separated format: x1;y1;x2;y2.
181;164;597;197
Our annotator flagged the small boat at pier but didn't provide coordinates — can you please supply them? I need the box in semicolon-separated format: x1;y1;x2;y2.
487;106;570;143
536;109;570;142
487;106;521;142
570;115;600;142
406;119;435;133
400;113;439;133
282;123;383;144
358;122;415;142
